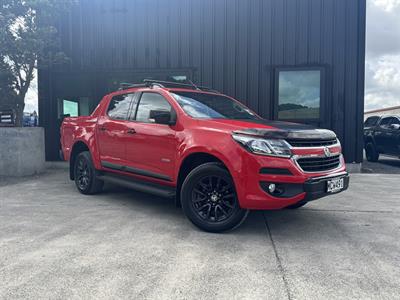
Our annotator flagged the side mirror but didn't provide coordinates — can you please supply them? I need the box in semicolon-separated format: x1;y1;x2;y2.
389;124;400;130
149;110;176;125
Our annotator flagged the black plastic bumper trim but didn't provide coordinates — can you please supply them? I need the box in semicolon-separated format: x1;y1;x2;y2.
101;161;172;182
259;168;293;175
303;173;350;201
260;172;350;201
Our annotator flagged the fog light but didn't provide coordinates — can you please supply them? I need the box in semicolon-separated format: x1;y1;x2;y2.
268;183;276;193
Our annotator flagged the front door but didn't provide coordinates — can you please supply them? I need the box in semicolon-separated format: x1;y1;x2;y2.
97;93;135;167
125;92;177;182
387;117;400;155
375;117;392;153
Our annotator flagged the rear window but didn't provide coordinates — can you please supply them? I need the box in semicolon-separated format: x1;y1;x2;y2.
107;93;134;120
364;116;379;127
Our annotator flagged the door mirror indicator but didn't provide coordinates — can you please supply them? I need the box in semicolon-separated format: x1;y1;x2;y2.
149;110;176;125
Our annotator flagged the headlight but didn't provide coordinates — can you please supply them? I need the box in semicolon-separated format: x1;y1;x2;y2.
232;134;292;158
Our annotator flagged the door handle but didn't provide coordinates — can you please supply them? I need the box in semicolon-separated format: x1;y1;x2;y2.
99;126;107;131
127;128;136;134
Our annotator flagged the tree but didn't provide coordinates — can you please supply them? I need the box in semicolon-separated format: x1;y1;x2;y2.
0;0;74;126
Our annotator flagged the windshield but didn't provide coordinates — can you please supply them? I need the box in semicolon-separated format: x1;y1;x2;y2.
171;91;259;120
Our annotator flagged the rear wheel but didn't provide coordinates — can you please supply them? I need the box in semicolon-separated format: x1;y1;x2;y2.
365;143;379;162
181;162;249;233
74;151;103;195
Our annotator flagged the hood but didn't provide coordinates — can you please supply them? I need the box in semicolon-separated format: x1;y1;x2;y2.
199;118;337;140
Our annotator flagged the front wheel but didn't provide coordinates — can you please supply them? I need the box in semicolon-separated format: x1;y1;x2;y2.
181;162;249;233
365;143;379;162
74;151;103;195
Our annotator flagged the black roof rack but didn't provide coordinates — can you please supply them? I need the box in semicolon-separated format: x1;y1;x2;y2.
118;79;220;93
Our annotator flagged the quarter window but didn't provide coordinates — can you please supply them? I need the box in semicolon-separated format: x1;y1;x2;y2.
107;93;134;120
135;93;172;123
277;70;321;120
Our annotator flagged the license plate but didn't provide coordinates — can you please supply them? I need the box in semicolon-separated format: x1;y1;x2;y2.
327;177;344;193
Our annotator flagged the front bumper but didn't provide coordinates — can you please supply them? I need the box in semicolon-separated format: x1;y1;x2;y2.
232;148;349;210
303;172;349;201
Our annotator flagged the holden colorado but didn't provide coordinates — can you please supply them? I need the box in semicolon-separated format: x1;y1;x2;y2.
61;80;349;232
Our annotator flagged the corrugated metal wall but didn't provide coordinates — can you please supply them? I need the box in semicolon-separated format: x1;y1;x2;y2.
39;0;366;163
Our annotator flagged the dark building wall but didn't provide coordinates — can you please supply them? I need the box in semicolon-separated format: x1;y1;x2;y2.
39;0;366;163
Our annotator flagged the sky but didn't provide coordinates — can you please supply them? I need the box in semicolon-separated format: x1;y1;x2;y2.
365;0;400;111
24;0;400;113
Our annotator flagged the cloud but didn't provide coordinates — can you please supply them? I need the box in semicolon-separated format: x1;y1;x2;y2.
372;0;400;11
365;0;400;111
365;91;399;111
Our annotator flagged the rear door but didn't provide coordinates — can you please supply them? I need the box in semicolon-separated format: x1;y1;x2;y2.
97;93;136;168
125;92;178;182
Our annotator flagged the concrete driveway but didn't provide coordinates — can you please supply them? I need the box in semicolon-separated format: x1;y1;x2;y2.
0;169;399;299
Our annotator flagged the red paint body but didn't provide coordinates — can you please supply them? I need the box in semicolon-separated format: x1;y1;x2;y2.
61;86;347;210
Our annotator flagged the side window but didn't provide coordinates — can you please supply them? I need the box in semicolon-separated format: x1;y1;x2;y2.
135;93;172;123
379;117;392;127
107;93;134;120
364;116;379;127
390;118;400;125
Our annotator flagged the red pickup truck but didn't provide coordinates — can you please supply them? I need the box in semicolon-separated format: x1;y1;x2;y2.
61;80;349;232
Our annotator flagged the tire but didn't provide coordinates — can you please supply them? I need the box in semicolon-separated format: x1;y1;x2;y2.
286;201;308;209
365;143;379;162
74;151;104;195
180;162;249;233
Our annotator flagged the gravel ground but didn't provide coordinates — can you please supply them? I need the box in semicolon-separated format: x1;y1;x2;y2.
0;169;399;299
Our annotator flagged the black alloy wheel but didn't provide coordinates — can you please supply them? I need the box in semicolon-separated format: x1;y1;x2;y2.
181;162;249;233
191;175;237;223
74;151;104;194
76;156;90;190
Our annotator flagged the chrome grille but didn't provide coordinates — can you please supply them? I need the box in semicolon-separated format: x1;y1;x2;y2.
287;138;338;147
296;155;341;172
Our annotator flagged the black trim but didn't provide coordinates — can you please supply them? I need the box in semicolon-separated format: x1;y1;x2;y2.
233;126;337;140
259;168;293;175
98;173;175;198
101;161;172;182
259;172;350;200
303;173;350;201
260;182;303;198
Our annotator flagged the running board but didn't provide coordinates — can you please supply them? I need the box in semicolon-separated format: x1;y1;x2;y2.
98;173;176;198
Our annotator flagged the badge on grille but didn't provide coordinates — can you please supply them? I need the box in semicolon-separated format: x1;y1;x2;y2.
324;147;332;157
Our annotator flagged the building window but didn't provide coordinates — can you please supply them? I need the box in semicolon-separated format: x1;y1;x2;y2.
63;100;79;117
277;70;321;120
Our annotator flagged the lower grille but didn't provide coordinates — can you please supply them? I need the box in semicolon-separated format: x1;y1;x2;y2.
296;155;341;172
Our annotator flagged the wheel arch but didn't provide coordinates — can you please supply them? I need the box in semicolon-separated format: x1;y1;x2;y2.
69;141;90;180
176;152;232;206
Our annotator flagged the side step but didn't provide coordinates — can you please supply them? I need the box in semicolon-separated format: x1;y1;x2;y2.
98;173;176;198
